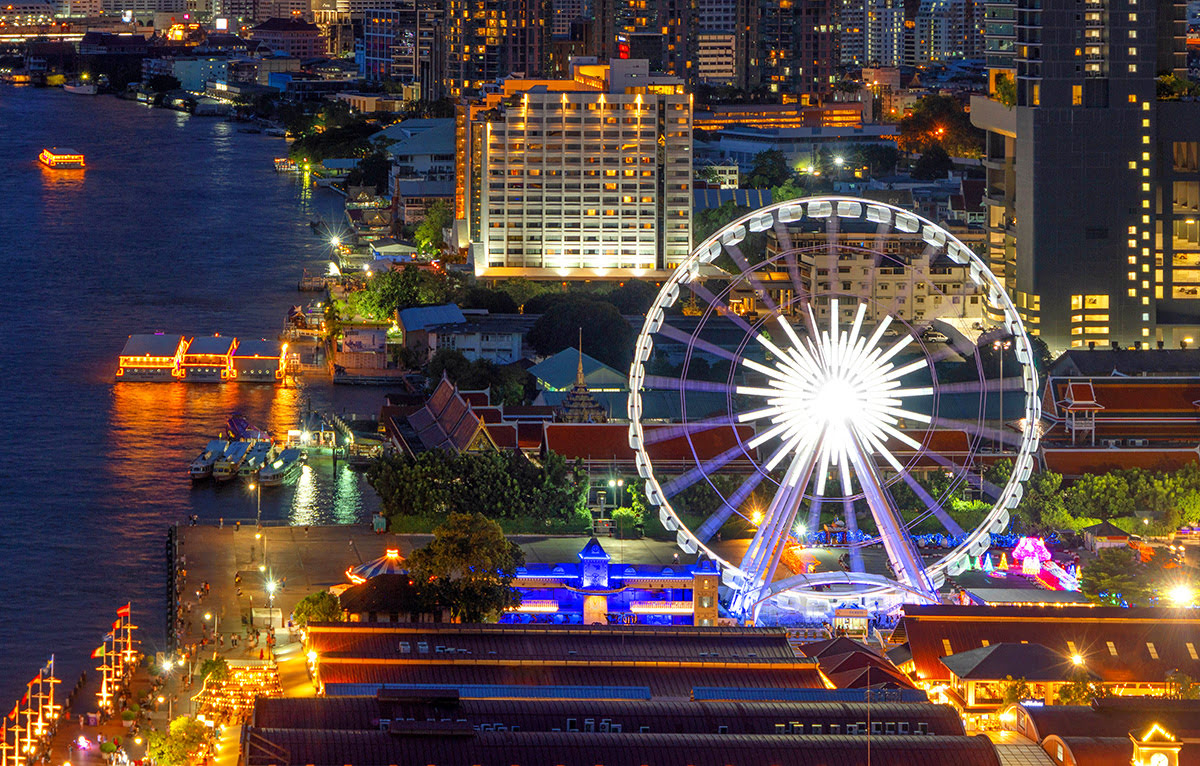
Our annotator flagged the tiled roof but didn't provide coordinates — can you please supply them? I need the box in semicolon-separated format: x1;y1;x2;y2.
898;605;1200;684
1048;348;1200;377
1015;698;1200;741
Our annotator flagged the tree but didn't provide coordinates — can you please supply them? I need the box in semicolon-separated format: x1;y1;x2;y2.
459;286;518;314
693;200;750;243
1055;667;1105;705
1166;670;1200;699
427;350;532;406
345;150;392;195
1064;473;1135;520
611;506;643;539
743;149;793;188
912;146;953;180
527;296;634;370
898;95;984;156
605;280;660;314
1157;74;1200;100
771;177;806;203
1080;547;1153;606
291;590;342;629
414;200;452;256
145;716;212;766
994;73;1017;108
197;656;228;682
1000;676;1033;705
146;74;181;93
407;512;524;622
496;278;548;310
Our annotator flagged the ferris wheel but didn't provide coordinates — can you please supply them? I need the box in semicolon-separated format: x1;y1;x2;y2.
626;196;1042;623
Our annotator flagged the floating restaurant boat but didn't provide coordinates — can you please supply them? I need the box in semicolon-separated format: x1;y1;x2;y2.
39;147;85;169
115;333;188;381
230;339;286;382
189;439;229;480
213;440;252;481
239;441;274;479
181;335;237;381
258;448;304;486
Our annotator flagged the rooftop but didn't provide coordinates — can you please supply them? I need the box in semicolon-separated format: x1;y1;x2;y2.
529;347;627;391
184;335;236;356
120;333;185;358
939;643;1087;682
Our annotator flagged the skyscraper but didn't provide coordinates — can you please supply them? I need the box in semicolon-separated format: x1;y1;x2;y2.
362;0;444;99
749;0;839;100
972;0;1194;348
445;0;552;96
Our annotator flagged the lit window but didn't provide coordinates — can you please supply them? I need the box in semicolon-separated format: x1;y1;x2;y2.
942;639;952;656
1188;643;1199;661
1147;642;1158;659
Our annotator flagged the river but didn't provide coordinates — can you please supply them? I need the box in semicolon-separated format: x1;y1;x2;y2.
0;86;381;702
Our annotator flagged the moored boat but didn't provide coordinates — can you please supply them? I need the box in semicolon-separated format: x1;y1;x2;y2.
39;148;85;169
63;81;98;95
213;440;252;481
258;448;304;486
189;439;229;480
239;441;274;479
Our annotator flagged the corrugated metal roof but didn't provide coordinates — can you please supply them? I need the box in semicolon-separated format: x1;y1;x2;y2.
245;728;1001;766
398;304;466;333
233;339;282;358
184;335;235;355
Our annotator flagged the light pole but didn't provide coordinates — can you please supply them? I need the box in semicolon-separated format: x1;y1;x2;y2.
204;611;219;638
993;338;1012;454
248;481;262;525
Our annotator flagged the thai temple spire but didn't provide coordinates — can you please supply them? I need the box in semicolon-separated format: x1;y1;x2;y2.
555;332;608;423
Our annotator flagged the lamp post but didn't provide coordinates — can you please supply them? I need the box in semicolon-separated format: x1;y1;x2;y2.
993;338;1012;454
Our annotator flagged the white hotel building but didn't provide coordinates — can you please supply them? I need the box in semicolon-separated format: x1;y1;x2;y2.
459;58;693;280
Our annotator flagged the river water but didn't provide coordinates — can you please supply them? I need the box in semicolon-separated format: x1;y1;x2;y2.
0;87;381;702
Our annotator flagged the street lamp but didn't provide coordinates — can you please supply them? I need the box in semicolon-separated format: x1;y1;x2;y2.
1070;653;1084;666
204;611;219;637
1168;584;1195;607
248;481;262;524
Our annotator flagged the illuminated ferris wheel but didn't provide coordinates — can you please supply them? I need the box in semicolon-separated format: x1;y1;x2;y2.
626;196;1042;623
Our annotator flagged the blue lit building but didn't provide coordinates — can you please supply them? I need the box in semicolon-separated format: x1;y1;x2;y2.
503;538;722;627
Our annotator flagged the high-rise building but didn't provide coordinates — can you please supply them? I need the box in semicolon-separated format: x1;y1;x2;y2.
551;0;587;36
912;0;985;62
972;0;1194;349
457;58;692;279
591;0;695;79
362;0;443;98
444;0;551;96
748;0;838;101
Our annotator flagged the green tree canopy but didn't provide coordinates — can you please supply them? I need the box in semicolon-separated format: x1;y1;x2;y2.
911;146;953;180
1000;676;1033;705
292;590;342;628
743;149;793;188
898;95;983;156
408;512;525;622
427;349;531;406
345;150;392;195
414;200;453;256
146;716;213;766
197;656;229;682
527;296;634;369
1080;547;1156;606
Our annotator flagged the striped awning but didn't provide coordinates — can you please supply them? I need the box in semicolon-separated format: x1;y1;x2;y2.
346;549;406;584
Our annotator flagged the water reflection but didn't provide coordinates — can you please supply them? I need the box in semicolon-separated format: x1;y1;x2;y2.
38;163;85;190
290;464;319;526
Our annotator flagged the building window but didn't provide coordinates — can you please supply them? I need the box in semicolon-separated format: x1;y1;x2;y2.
1072;85;1083;105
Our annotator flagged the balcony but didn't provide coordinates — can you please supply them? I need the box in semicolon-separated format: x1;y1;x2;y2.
970;94;1016;136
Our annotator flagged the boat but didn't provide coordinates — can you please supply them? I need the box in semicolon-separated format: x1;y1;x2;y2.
265;128;287;137
258;448;304;486
39;148;85;169
63;81;97;95
213;440;252;481
189;439;229;480
239;441;274;479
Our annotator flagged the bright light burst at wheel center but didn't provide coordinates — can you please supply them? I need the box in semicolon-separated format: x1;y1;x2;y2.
735;300;935;494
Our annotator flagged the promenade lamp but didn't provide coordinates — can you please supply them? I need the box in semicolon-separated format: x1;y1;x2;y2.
156;694;172;720
1168;584;1195;607
993;338;1012;453
266;579;277;611
248;481;262;524
204;611;219;636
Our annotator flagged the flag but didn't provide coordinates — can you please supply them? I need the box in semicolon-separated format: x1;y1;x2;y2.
19;692;27;706
27;673;40;688
7;703;16;721
40;656;54;679
91;645;106;659
112;619;121;632
117;603;131;618
103;632;114;642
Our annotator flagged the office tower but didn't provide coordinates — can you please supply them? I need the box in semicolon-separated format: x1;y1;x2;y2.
362;0;443;98
591;0;695;79
458;59;692;278
749;0;838;101
444;0;552;96
973;0;1193;348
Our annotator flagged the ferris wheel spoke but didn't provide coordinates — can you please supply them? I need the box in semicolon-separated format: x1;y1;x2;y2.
742;445;819;597
846;434;935;595
805;494;824;540
929;415;1023;448
896;470;966;537
655;322;741;363
641;415;739;446
724;243;779;312
840;497;866;573
642;375;735;395
694;470;769;543
685;281;755;334
772;220;794;253
934;376;1025;395
661;444;754;498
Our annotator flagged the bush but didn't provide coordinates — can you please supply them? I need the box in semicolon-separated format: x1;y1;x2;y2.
121;710;137;721
611;506;644;539
100;742;118;754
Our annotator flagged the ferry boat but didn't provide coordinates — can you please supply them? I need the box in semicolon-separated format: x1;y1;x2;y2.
116;333;187;381
189;439;229;480
213;440;252;481
238;441;274;479
63;81;97;95
258;448;304;486
39;148;85;169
